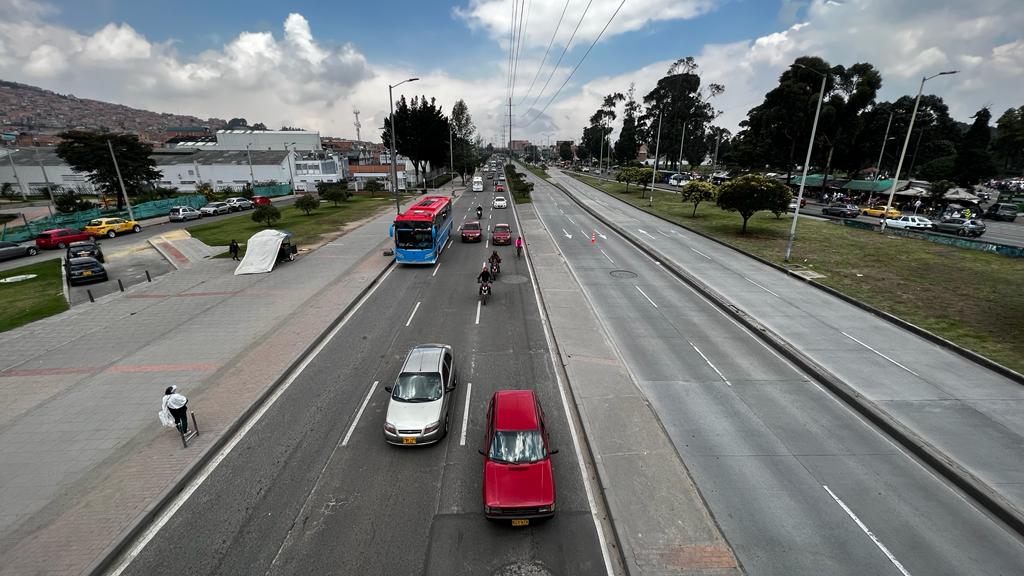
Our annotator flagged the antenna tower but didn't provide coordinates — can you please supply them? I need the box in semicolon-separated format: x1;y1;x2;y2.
353;109;362;142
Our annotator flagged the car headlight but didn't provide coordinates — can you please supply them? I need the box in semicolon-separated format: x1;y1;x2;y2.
384;422;396;434
423;421;441;434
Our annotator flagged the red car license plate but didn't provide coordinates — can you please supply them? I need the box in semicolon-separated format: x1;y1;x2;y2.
511;519;529;527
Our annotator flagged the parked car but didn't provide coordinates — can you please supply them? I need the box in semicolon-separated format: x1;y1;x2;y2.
168;206;202;221
480;390;557;523
787;197;808;211
821;203;860;218
460;221;483;242
84;217;141;238
65;256;108;286
224;197;254;211
200;202;231;216
66;240;104;262
492;223;512;245
883;215;934;230
383;344;458;445
35;228;93;250
668;173;691;187
932;217;987;237
251;196;272;207
493;196;508;209
0;240;38;261
984;202;1019;222
861;206;902;218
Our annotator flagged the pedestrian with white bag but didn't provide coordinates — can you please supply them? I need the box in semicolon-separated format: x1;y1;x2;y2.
159;385;189;434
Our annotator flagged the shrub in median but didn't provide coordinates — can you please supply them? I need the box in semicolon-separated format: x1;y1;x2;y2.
252;204;281;227
295;194;320;215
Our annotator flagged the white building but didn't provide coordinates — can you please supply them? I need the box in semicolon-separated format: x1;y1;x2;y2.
169;129;322;152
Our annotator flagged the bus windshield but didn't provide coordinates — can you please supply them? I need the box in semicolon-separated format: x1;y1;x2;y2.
395;222;433;249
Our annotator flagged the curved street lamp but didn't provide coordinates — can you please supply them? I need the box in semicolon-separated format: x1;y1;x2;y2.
389;77;419;213
784;63;828;262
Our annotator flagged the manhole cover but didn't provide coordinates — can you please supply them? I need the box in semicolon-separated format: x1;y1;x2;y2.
491;561;554;576
0;274;38;283
499;274;529;284
610;269;638;279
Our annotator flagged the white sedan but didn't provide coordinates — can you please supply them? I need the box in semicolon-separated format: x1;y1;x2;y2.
883;215;934;230
493;196;508;209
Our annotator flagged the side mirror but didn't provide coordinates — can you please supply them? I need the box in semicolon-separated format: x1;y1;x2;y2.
549;449;560;455
384;386;393;394
478;449;486;456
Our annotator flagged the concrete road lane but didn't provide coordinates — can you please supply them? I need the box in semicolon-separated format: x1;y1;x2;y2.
119;179;607;576
527;171;1024;575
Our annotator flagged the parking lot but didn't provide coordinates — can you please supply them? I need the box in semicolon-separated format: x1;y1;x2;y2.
65;241;175;305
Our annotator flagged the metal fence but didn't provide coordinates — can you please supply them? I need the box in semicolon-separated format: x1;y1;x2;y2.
0;195;207;243
837;218;1024;258
255;184;292;197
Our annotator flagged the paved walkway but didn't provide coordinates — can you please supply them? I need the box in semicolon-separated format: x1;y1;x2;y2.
0;202;400;576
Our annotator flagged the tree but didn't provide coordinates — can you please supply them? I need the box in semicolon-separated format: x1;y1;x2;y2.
364;179;384;196
952;107;997;186
680;180;717;217
317;180;349;205
56;131;161;210
640;58;723;171
715;174;792;233
928;179;956;207
558;141;573;161
382;95;449;191
993;106;1024;173
615;168;634;192
450;99;478;184
295;194;319;215
251;122;268;131
0;182;14;201
227;118;248;129
615;84;643;165
252;204;281;227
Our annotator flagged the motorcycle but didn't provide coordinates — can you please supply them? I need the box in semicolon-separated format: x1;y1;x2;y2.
489;260;500;278
476;207;483;219
479;281;491;305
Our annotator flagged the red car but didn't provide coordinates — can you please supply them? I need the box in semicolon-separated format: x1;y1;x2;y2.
480;390;557;524
492;223;512;245
251;196;272;206
495;184;506;193
35;228;93;249
461;221;483;242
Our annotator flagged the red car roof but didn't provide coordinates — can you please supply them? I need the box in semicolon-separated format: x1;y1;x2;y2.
494;390;539;431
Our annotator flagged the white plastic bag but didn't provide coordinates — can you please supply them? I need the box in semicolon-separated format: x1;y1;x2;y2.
158;409;175;428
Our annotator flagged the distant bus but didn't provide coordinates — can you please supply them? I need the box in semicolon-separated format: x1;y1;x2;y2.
472;176;484;192
391;196;454;264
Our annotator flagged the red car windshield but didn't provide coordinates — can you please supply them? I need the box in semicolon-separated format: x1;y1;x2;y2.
463;223;481;231
489;430;546;464
494;226;510;234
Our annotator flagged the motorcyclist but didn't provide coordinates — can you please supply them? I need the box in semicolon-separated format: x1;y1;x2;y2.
476;205;483;219
488;250;501;273
515;236;523;257
477;264;492;293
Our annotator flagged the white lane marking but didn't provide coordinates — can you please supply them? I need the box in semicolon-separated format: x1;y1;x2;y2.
690;247;712;260
658;230;672;237
446;239;453;250
562;228;573;239
595;230;607;239
823;485;912;576
638;229;656;239
600;249;614;264
689;341;732;386
485;239;490;249
566;215;576;225
744;277;780;297
635;285;658;308
841;332;920;377
459;382;473;446
432;263;441;277
510;178;614;574
108;264;396;576
405;301;421;327
342;380;379;446
671;230;685;237
475;299;481;325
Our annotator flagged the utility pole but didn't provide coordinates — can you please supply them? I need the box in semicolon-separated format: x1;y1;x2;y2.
245;143;256;188
107;139;135;221
509;97;513;159
875;110;893;181
648;109;663;206
5;150;28;200
32;142;54;201
353;109;362;142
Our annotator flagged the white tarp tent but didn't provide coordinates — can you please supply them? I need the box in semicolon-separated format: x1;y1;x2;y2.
234;229;289;275
943;188;981;202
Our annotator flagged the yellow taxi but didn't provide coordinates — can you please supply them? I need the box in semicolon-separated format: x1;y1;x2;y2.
84;217;142;238
860;206;902;218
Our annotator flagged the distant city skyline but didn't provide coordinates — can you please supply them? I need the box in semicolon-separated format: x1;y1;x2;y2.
0;0;1020;144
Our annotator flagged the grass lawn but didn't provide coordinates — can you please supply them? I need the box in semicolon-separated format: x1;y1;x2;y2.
523;164;550;179
0;259;68;333
571;174;1024;373
187;196;395;255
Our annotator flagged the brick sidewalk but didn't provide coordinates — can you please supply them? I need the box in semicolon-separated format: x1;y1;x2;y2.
0;206;398;576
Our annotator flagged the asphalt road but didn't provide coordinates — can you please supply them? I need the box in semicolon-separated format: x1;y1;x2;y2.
119;178;607;576
531;168;1024;575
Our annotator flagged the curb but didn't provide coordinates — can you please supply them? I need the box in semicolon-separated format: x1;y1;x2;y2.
551;175;1024;539
562;173;1024;385
146;236;181;271
84;252;395;576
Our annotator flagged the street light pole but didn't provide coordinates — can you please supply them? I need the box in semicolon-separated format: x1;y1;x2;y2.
449;122;455;186
5;149;28;200
881;70;958;231
648;109;663;206
245;143;256;189
285;142;296;192
784;64;828;262
107;139;135;221
875;110;893;181
389;77;419;213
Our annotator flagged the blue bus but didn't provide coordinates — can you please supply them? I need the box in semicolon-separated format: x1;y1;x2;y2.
391;196;454;264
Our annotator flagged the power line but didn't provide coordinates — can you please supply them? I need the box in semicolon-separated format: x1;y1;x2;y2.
518;0;570;107
525;0;627;127
524;0;594;118
511;0;531;103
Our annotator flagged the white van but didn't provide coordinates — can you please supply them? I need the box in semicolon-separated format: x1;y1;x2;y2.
472;176;484;192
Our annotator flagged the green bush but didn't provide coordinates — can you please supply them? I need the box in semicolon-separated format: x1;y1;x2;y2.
295;194;320;215
252;204;281;227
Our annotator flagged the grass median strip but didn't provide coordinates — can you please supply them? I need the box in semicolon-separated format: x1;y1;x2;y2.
0;259;69;333
187;196;393;256
570;173;1024;374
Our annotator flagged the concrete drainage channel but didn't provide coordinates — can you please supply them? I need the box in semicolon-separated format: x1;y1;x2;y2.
546;177;1024;539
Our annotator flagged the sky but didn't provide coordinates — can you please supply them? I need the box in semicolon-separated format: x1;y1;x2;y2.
1;0;1021;146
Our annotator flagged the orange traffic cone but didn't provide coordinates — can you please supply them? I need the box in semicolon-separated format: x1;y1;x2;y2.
591;230;597;244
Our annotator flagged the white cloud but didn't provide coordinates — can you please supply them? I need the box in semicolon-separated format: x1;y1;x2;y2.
80;23;152;65
23;44;67;77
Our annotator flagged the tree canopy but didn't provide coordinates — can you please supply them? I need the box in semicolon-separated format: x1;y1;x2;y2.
715;174;791;233
56;131;161;209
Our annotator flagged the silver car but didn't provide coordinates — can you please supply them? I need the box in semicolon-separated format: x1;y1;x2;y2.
383;344;458;446
0;240;38;261
224;197;253;211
